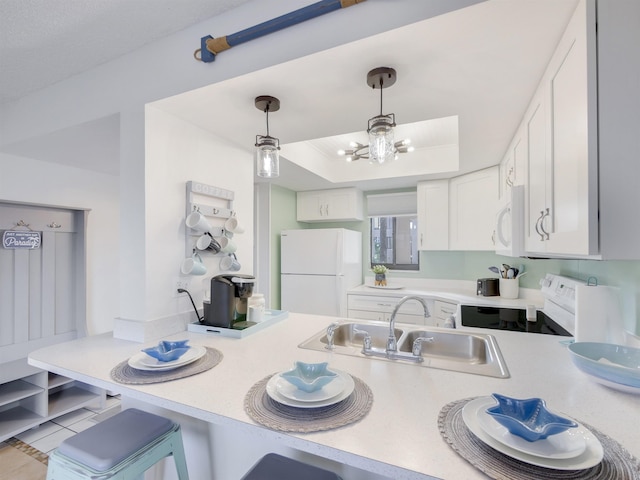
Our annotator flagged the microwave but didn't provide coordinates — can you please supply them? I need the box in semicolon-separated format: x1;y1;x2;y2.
495;185;524;257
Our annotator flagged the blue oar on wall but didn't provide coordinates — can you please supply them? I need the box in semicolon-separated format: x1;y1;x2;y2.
195;0;366;63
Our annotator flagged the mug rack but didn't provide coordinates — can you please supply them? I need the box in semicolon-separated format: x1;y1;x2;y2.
184;181;240;269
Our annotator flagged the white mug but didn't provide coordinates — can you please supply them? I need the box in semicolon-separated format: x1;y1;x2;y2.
185;211;212;233
196;234;221;253
220;254;241;272
217;236;237;254
224;217;245;234
181;252;207;275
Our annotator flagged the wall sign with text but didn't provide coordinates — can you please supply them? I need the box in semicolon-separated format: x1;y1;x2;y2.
2;230;42;249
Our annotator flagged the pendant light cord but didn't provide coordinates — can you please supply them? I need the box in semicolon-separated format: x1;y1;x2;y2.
379;77;384;116
265;103;271;137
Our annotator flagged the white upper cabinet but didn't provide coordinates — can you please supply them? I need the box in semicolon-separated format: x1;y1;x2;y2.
417;180;449;251
499;126;526;200
297;188;363;222
449;166;499;251
524;0;599;256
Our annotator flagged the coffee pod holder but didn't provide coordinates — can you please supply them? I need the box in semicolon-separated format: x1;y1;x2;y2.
182;180;244;275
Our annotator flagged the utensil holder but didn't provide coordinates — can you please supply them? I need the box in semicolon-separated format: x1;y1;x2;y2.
499;278;519;299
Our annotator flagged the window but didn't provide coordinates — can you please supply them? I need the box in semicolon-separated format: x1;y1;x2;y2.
368;193;419;271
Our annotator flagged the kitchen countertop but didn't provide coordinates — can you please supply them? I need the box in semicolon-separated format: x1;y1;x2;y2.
29;313;639;479
350;278;545;309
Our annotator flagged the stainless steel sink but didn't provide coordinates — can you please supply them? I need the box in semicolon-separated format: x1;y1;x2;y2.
398;330;492;363
298;321;509;378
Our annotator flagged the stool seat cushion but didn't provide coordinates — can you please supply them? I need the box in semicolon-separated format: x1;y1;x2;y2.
242;453;341;480
56;408;175;472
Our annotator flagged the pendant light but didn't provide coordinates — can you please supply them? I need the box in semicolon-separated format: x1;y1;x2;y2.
337;67;412;164
367;67;396;164
254;95;281;178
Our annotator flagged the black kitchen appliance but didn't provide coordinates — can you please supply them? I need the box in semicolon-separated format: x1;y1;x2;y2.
460;306;571;336
477;278;500;296
205;274;255;328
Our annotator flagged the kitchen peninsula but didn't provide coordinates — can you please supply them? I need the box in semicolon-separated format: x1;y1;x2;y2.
29;313;639;479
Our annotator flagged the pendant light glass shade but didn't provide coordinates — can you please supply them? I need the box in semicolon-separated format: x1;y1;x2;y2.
338;67;411;165
255;135;280;178
254;95;281;178
367;113;396;165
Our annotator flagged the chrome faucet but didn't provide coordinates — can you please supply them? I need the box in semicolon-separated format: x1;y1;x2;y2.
325;322;340;350
387;296;431;354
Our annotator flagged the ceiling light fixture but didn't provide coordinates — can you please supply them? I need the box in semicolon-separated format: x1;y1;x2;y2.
254;95;281;178
338;67;413;164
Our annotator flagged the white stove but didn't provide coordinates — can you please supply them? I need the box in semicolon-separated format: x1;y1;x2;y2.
539;273;585;336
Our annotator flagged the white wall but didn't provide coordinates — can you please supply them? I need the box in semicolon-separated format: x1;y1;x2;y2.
0;0;483;331
0;153;120;335
144;106;254;320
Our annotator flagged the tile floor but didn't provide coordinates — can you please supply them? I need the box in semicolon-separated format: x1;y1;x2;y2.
15;395;121;455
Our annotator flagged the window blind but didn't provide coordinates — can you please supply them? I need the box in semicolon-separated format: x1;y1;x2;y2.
367;192;417;217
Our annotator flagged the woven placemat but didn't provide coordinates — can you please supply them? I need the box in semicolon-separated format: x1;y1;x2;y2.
110;347;223;384
244;373;373;433
439;397;640;480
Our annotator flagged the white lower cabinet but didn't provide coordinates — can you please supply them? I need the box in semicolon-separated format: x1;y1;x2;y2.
347;294;435;326
0;358;105;442
432;300;458;328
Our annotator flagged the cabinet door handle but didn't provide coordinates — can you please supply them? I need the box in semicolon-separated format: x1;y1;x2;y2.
539;208;550;240
505;167;514;187
491;230;496;245
534;211;545;241
420;233;423;246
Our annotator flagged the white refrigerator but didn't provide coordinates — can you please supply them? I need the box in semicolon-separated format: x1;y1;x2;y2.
281;228;362;317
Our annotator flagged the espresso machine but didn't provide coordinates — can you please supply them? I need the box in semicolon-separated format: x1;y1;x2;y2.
205;274;255;328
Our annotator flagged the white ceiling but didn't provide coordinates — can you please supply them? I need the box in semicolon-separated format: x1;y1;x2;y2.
0;0;580;191
0;0;252;104
153;0;579;190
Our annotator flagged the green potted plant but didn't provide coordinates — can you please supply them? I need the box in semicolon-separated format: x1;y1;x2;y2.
372;265;388;286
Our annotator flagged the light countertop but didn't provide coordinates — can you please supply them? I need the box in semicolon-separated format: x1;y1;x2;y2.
29;313;639;479
350;278;545;309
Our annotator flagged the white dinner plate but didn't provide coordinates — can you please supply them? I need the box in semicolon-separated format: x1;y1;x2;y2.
128;346;206;372
275;371;348;403
476;401;586;459
462;397;603;470
266;370;355;408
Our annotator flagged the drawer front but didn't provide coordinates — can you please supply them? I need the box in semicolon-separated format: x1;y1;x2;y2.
434;300;457;319
348;309;386;322
393;312;427;326
348;295;402;313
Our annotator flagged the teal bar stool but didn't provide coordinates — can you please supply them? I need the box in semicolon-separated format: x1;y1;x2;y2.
46;408;189;480
242;453;342;479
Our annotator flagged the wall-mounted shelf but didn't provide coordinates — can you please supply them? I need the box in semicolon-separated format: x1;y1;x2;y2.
184;181;244;274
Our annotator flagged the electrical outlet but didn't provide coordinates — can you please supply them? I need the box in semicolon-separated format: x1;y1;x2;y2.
175;279;190;296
